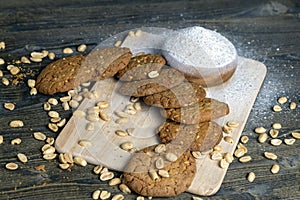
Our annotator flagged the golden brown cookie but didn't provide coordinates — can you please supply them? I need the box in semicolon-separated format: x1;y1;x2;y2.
160;98;229;124
36;47;132;95
118;68;185;97
122;144;196;197
158;121;223;152
36;55;85;95
115;54;166;81
77;47;132;82
143;82;206;108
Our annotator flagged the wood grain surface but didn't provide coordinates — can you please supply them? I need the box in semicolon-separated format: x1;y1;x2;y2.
0;0;299;200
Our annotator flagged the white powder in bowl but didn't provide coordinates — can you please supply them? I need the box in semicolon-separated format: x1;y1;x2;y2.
162;26;238;76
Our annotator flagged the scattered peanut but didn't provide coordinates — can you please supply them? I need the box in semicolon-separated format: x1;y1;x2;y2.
109;178;121;186
10;66;20;75
234;148;246;158
92;190;101;200
21;56;31;64
264;152;277;160
0;135;3;144
148;71;159;78
74;157;87;167
258;133;268;143
43;102;51;111
114;40;122;47
0;41;5;49
63;47;73;54
247;172;255;182
100;190;111;200
227;121;239;128
48;111;60;118
78;140;92;147
277;96;287;104
2;77;9;86
269;129;279;138
115;130;128;137
158;169;169;178
149;170;159;180
271;164;280;174
224;136;234;144
30;88;37;95
48;122;58;132
155;157;164;169
219;158;229;169
192;151;202;159
4;102;15;111
43;153;57;160
59;163;70;170
223;125;233;134
211;151;223;161
9;120;24;128
270;138;282;146
33;132;46;141
290;102;297;110
48;52;55;60
48;98;58;105
240;136;249;144
224;153;234;163
119;183;131;194
99;111;110;121
291;132;300;139
273;105;282;112
272;123;282;129
27;79;36;88
239;156;252;163
255;126;266;134
111;194;125;200
77;44;87;52
17;153;28;163
165;152;178;162
0;58;5;65
5;163;18;170
100;171;114;181
120;142;134;151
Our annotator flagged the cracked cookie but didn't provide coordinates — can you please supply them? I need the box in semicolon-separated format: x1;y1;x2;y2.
122;144;196;197
115;54;166;81
143;82;206;108
160;98;229;124
158;121;223;152
118;68;185;97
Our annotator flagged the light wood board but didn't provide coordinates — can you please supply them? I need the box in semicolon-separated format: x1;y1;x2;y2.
55;56;266;196
55;27;267;196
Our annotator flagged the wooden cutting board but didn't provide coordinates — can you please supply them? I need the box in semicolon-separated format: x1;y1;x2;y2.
55;27;267;196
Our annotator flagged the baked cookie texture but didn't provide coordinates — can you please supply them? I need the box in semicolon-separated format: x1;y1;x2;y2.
160;98;230;124
158;121;223;152
36;47;132;95
77;47;132;81
143;82;206;108
115;54;166;81
122;144;196;197
36;55;85;95
118;68;185;97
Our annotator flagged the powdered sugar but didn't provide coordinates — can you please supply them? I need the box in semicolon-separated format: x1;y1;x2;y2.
162;26;237;74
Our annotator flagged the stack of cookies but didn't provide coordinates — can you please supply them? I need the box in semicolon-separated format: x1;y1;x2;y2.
35;47;230;197
116;53;230;197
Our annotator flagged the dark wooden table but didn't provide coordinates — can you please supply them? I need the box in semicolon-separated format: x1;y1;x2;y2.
0;0;299;199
